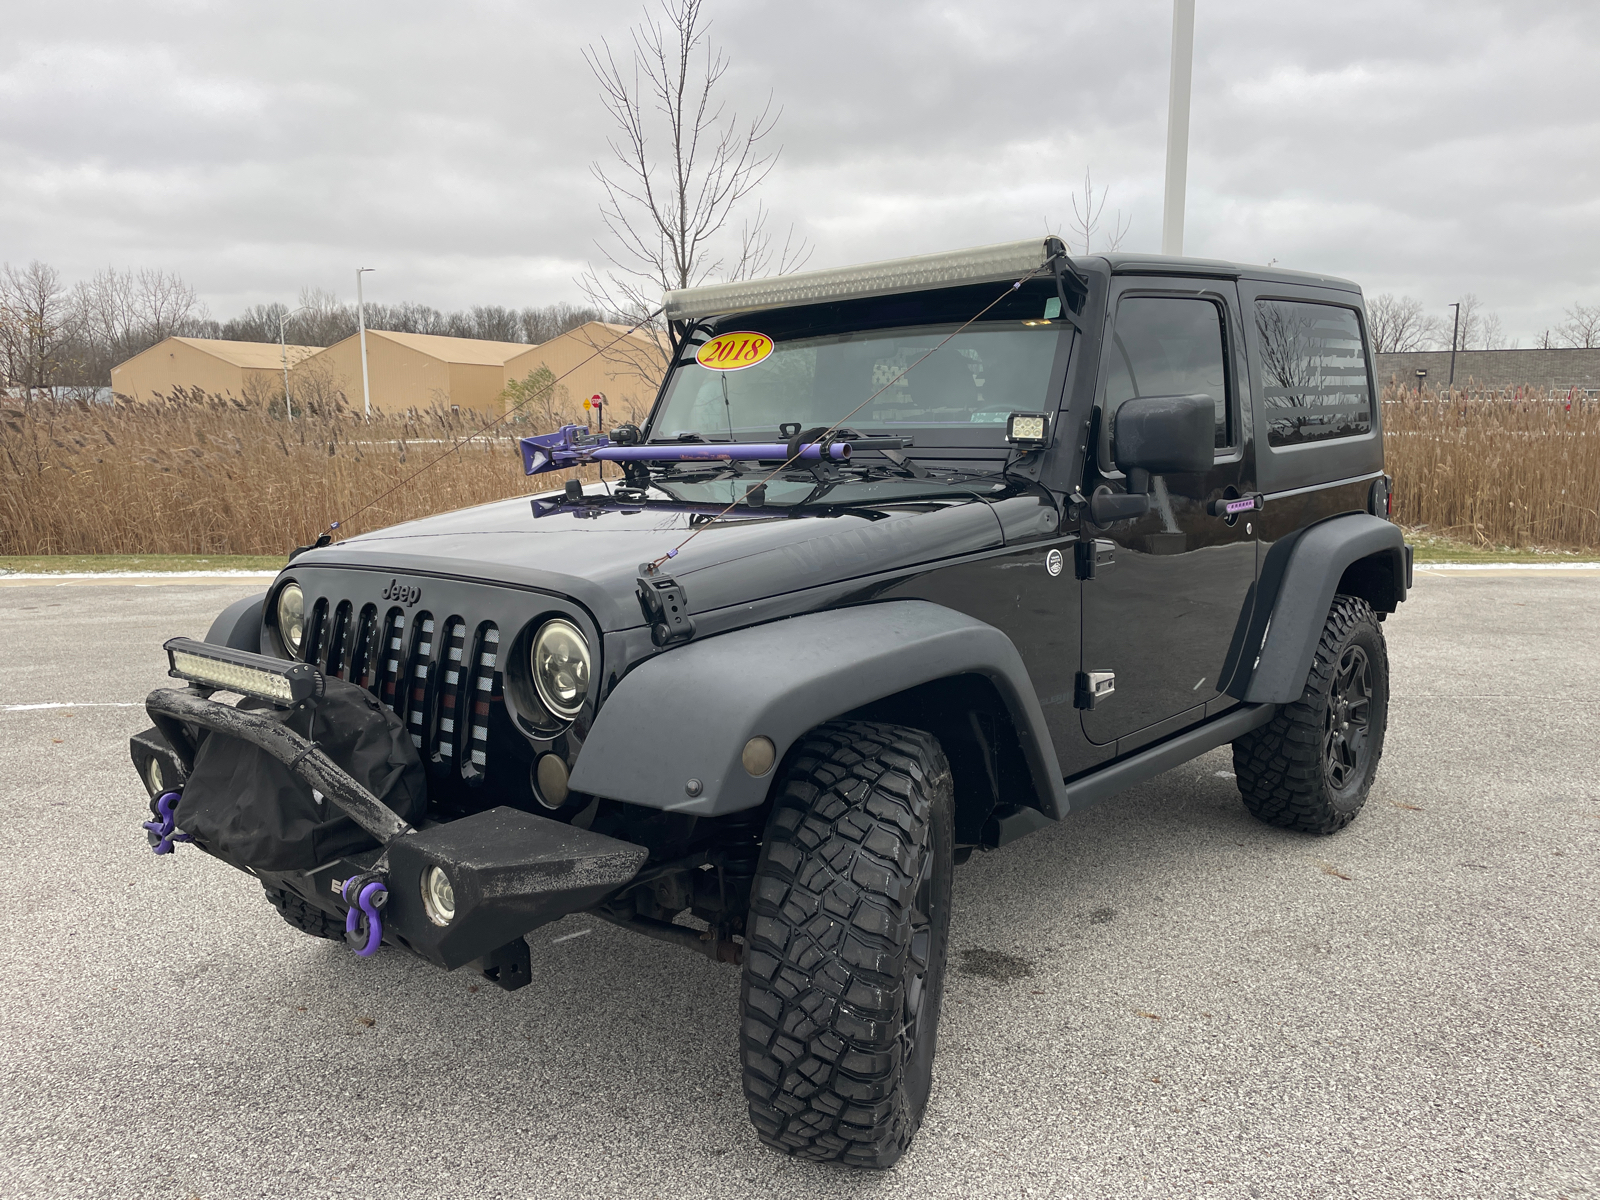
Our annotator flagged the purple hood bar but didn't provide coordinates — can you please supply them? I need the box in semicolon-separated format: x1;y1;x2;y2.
520;424;852;476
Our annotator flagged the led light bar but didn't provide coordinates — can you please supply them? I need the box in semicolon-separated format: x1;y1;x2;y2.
662;238;1058;321
164;637;324;707
1006;412;1052;448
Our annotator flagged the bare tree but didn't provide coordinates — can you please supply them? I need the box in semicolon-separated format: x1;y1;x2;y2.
294;287;358;347
1065;170;1131;256
1366;294;1444;353
1447;294;1513;351
1558;301;1600;348
580;0;808;386
0;262;76;395
135;268;203;341
519;302;609;344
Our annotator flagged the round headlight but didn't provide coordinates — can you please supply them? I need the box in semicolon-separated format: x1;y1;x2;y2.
531;619;591;719
276;583;305;657
421;866;456;926
145;756;165;795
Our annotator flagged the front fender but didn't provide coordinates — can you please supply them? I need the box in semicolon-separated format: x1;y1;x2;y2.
205;591;266;653
569;601;1068;819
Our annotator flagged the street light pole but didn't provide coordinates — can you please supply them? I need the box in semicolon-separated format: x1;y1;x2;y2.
277;304;307;420
1161;0;1196;256
356;267;376;418
1447;302;1461;390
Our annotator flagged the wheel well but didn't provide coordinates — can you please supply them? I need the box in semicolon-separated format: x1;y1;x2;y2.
1336;549;1403;614
845;673;1041;845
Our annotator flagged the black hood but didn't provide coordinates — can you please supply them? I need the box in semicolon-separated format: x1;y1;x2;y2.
289;489;1005;632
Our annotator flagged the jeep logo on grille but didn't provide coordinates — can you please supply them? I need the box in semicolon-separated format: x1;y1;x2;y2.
381;579;422;606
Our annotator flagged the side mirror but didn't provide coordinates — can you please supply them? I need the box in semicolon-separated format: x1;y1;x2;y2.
1089;394;1215;525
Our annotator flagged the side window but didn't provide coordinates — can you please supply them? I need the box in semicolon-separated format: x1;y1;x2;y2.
1104;296;1230;455
1254;300;1372;447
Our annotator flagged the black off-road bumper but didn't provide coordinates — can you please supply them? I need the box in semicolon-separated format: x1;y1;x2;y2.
134;687;648;974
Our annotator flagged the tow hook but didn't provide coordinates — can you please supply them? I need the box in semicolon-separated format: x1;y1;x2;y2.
141;791;193;856
340;875;389;958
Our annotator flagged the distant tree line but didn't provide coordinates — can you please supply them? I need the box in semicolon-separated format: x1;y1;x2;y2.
1367;293;1600;354
0;260;610;394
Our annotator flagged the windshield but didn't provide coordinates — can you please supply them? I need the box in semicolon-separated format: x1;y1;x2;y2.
652;321;1064;445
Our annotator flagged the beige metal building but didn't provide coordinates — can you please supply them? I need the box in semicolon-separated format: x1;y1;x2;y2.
111;337;318;402
306;330;532;415
501;321;668;427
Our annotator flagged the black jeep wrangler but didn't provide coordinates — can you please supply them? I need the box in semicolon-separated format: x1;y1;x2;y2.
130;238;1410;1169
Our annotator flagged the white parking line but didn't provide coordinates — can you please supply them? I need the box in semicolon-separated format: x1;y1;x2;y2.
0;571;280;580
1417;562;1600;570
2;702;140;711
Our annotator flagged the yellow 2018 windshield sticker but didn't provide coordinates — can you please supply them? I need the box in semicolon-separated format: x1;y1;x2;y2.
696;331;774;371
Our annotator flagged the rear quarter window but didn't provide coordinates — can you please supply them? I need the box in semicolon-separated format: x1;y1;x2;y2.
1254;300;1372;447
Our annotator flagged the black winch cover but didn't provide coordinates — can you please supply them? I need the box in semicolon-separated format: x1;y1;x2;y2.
177;678;425;872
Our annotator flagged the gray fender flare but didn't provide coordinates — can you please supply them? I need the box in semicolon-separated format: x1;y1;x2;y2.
205;592;266;653
1238;514;1406;705
569;600;1068;819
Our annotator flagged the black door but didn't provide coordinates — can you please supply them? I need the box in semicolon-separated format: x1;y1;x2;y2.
1079;278;1258;749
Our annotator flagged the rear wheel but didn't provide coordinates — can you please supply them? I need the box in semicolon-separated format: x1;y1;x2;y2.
1233;594;1389;833
263;885;345;941
740;721;954;1169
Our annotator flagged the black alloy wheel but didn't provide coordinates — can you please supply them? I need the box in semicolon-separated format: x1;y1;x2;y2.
1323;643;1373;790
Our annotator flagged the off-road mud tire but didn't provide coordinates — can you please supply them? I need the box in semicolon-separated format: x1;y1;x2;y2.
1233;594;1389;834
264;885;346;941
740;721;954;1169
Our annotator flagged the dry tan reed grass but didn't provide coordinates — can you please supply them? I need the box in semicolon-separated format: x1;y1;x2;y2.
5;386;1597;555
1;392;599;556
1381;384;1600;549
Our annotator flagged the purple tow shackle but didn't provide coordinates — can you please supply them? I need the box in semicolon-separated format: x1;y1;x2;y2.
142;791;193;855
342;877;389;958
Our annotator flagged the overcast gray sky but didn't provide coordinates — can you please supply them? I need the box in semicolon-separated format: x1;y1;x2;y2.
3;0;1596;342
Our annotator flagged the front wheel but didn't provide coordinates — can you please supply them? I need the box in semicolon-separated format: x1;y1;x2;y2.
1233;594;1390;834
740;721;954;1169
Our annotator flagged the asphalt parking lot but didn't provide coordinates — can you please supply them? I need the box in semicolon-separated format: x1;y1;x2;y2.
1;572;1595;1200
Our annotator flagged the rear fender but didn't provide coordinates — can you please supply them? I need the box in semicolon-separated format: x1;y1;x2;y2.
568;601;1068;821
1229;513;1407;705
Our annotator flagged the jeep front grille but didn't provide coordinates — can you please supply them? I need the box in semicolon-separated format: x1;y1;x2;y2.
462;624;500;784
431;617;468;772
378;608;406;712
300;595;502;786
325;600;353;679
403;612;437;750
349;603;378;687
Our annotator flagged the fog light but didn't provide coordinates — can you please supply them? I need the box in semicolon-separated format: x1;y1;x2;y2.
535;753;570;809
742;735;776;776
421;865;456;926
144;756;165;795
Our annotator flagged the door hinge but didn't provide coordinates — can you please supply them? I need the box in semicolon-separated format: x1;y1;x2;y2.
1075;538;1115;580
1075;670;1115;709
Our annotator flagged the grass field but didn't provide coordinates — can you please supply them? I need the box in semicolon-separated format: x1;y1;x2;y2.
1403;532;1600;563
4;388;1597;557
0;554;287;574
